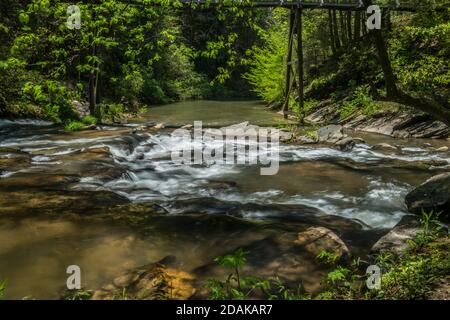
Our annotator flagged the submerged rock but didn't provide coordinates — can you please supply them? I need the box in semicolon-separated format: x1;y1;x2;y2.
405;173;450;220
181;124;193;129
153;123;165;130
0;188;130;216
192;233;331;298
372;143;398;152
435;146;449;152
294;226;350;260
91;257;196;300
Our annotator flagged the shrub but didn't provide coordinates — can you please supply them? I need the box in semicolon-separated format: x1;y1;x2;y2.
206;249;310;300
22;80;77;123
81;115;97;126
96;103;125;123
243;9;288;103
340;85;374;119
64;120;84;131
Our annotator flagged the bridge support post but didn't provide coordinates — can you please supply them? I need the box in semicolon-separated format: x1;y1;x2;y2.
282;10;295;119
282;7;304;123
297;7;304;124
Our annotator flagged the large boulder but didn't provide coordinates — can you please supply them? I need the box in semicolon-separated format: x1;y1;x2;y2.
370;216;421;254
335;137;356;151
294;226;350;260
317;125;345;144
405;173;450;220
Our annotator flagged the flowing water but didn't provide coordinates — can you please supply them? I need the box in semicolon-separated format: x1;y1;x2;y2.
0;100;449;299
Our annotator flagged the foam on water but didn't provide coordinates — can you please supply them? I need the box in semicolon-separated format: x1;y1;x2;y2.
2;122;447;230
95;132;441;228
0;119;53;127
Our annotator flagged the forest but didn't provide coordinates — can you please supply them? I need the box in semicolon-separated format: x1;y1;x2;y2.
0;0;449;301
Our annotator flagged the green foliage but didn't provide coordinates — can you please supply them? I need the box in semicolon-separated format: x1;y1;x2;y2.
243;9;288;103
408;210;444;249
325;266;351;284
317;213;449;300
62;289;93;300
371;239;450;299
390;13;450;101
316;250;339;265
64;120;84;132
0;279;6;299
202;214;448;301
0;61;43;118
81;115;97;126
22;80;76;123
340;86;375;119
96;103;125;123
206;248;310;300
307;73;338;97
3;0;263;123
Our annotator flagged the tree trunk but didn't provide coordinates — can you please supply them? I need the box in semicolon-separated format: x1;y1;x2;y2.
332;10;341;50
339;10;347;46
328;9;336;56
371;28;450;125
89;74;96;115
354;11;361;42
362;12;367;36
346;11;352;43
371;29;398;97
88;9;97;116
393;93;450;125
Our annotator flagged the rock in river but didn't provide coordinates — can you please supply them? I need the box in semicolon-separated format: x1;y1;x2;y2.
405;173;450;220
317;125;345;144
372;143;398;152
91;257;196;300
371;216;421;254
335;137;356;151
294;226;350;260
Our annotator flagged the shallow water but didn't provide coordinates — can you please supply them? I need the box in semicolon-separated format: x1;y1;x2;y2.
136;100;289;127
0;101;449;299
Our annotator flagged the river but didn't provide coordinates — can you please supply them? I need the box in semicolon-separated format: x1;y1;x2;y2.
0;100;449;299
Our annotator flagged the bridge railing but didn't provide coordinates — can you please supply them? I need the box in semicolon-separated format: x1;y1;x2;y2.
137;0;445;11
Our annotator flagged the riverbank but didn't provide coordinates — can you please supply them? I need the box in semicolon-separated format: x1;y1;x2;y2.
301;99;449;140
